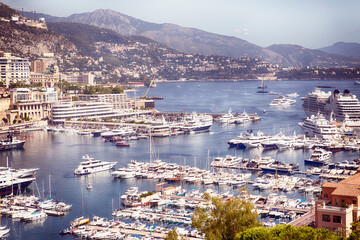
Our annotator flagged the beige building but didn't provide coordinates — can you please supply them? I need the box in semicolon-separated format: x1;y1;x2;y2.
315;167;360;236
9;88;58;121
60;73;95;85
0;95;10;112
132;99;155;110
0;53;30;87
31;59;48;73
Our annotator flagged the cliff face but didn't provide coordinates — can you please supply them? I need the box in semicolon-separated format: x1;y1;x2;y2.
0;21;77;59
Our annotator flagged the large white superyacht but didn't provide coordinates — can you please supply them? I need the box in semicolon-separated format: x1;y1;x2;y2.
302;88;360;127
298;113;341;139
74;155;117;175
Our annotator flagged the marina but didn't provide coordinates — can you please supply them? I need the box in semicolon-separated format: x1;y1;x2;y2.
0;80;360;239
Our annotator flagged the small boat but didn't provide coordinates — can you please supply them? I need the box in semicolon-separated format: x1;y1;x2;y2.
0;227;10;237
0;133;26;151
257;88;268;93
22;210;48;222
70;216;90;227
316;85;336;88
304;148;332;166
44;209;65;216
257;79;268;89
116;142;130;147
355;80;360;85
151;96;164;100
86;183;93;190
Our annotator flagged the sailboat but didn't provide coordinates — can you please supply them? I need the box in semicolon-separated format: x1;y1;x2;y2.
257;78;268;93
257;79;268;89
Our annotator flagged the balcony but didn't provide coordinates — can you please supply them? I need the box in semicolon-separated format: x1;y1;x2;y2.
317;203;353;214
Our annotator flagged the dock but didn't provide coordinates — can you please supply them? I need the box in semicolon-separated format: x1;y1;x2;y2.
289;208;315;227
74;225;204;239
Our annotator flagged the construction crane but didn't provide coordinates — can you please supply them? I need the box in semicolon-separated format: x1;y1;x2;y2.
141;80;156;98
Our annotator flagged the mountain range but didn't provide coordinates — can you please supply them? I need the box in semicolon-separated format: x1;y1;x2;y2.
24;9;360;68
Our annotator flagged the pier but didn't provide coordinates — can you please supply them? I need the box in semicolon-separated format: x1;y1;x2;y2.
74;225;204;239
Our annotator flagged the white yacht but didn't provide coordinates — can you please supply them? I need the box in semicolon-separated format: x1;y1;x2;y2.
302;88;360;127
22;210;48;222
74;155;116;175
218;108;237;124
101;127;135;138
149;117;171;137
0;175;36;196
177;113;213;133
270;95;296;107
305;148;332;166
298;113;341;139
210;155;242;168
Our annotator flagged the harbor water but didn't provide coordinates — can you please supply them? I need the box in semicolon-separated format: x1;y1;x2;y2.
1;80;360;239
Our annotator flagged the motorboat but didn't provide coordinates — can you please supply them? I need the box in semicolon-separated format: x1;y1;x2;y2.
116;142;130;147
0;133;25;151
305;148;332;166
270;95;296;107
260;161;299;174
218;108;237;124
0;175;36;196
22;210;48;222
74;155;116;175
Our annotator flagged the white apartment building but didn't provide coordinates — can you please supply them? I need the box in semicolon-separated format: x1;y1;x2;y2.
77;94;132;110
51;101;124;123
0;53;30;87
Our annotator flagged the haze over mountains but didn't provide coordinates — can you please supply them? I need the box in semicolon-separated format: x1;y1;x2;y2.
21;8;360;68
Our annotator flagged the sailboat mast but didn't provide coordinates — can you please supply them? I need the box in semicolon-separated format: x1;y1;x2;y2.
49;174;51;198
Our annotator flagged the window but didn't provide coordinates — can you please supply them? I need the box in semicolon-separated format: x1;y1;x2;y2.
353;200;357;205
324;194;328;199
333;215;341;223
322;214;331;222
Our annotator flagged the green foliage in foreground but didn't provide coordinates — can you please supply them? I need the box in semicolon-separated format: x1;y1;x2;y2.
192;193;261;240
235;224;344;240
348;216;360;240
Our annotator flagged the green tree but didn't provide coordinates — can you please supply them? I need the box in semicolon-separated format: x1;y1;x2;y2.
164;228;180;240
192;193;261;240
2;118;8;124
348;216;360;240
235;224;344;240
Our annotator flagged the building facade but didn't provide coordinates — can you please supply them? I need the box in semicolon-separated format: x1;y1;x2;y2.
0;53;30;87
30;71;59;87
51;101;124;123
77;94;132;110
315;168;360;236
9;88;58;121
60;74;95;86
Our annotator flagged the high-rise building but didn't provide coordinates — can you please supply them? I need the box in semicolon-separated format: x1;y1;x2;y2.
0;53;30;87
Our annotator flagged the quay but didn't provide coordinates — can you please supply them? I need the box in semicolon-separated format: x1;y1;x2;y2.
76;225;203;239
155;112;260;121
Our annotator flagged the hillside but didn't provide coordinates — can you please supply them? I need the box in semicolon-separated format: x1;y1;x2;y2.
28;8;360;68
23;9;288;66
47;22;271;81
319;42;360;58
47;22;132;56
266;44;359;68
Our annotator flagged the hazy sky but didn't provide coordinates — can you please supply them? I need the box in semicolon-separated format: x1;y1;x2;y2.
3;0;360;49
